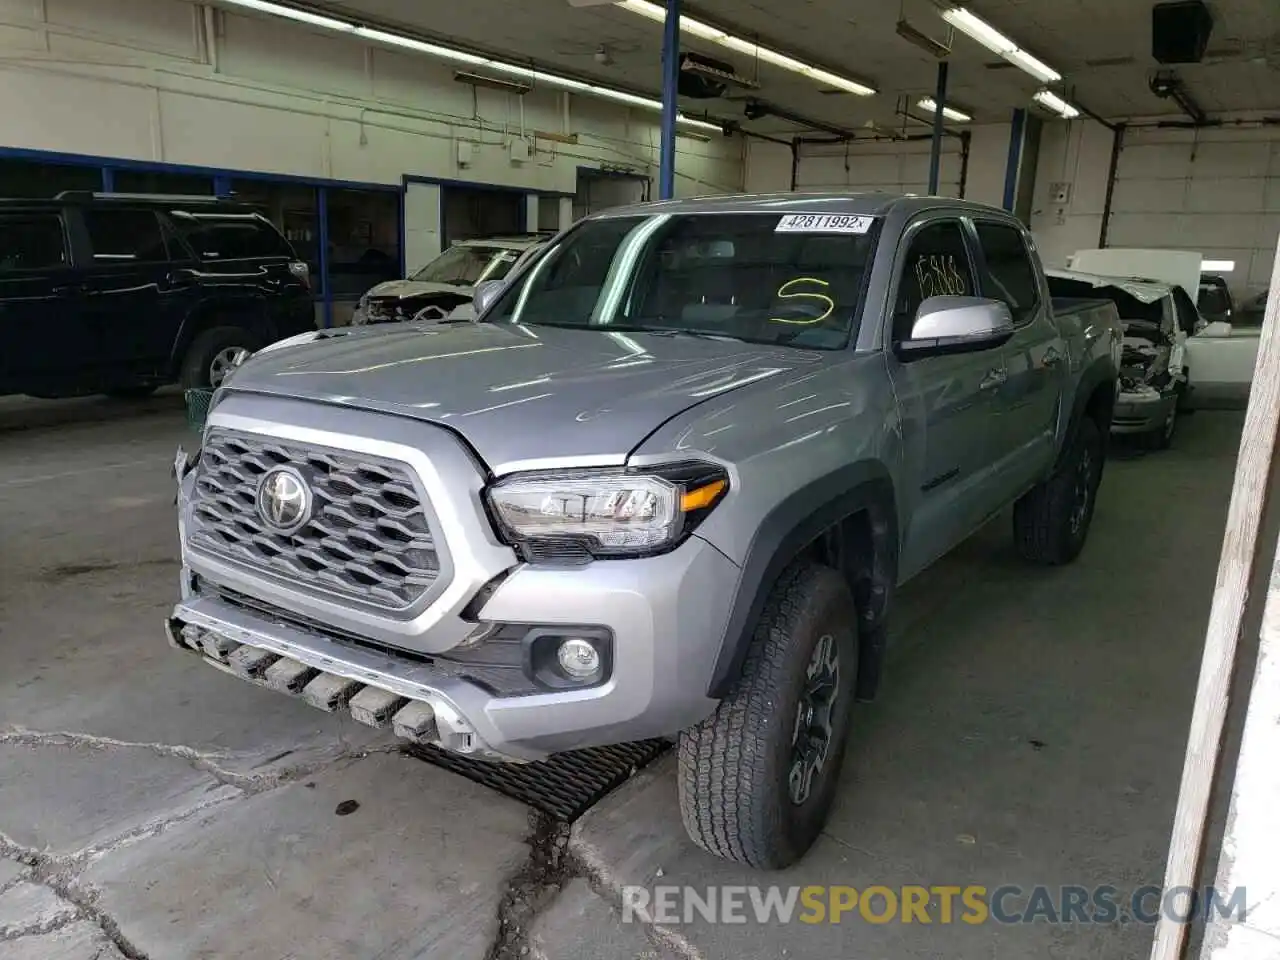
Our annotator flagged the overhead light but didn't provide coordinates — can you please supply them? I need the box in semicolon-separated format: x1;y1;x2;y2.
1033;89;1081;119
455;71;533;95
1202;260;1236;273
216;0;722;131
615;0;876;96
940;6;1062;83
917;97;972;122
217;0;355;31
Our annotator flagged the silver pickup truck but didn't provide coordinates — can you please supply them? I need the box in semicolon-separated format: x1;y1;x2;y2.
170;194;1122;869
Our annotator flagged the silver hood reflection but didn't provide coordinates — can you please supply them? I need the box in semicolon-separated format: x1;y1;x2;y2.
221;322;816;472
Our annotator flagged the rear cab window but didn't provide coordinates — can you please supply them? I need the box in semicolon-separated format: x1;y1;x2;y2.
0;212;69;272
166;210;295;262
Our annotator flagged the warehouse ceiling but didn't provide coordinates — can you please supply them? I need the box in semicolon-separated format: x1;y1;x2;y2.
318;0;1280;133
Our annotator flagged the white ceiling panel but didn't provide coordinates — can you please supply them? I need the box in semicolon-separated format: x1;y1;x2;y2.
308;0;1280;134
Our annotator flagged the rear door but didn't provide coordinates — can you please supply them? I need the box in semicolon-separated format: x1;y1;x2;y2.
887;216;1009;579
971;219;1066;495
0;209;85;389
73;206;199;379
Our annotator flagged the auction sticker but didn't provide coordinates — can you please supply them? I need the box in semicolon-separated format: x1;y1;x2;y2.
775;214;875;234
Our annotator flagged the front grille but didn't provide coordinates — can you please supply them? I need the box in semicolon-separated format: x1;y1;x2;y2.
188;429;442;610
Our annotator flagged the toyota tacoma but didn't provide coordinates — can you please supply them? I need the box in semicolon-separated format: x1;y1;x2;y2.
170;194;1122;869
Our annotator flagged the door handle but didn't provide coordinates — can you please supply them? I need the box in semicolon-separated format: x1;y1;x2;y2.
980;368;1007;391
52;282;86;296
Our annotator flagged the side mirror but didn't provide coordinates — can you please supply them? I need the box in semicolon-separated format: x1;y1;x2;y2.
896;296;1015;360
473;279;504;316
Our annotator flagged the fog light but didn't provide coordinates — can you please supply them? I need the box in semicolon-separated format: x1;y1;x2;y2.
556;638;601;679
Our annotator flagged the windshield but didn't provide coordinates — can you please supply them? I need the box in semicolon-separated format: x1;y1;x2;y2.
411;244;523;285
483;212;879;349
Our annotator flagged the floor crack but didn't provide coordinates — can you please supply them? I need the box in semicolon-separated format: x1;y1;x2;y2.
0;726;399;797
570;833;706;960
483;811;576;960
0;832;148;959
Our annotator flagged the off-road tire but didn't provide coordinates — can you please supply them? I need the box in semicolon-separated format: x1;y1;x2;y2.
179;326;260;390
1013;416;1104;565
677;561;859;869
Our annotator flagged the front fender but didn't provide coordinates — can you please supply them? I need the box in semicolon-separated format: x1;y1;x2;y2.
703;461;898;698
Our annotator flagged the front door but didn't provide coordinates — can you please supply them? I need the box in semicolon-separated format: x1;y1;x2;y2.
971;220;1066;495
73;207;198;382
888;217;1009;580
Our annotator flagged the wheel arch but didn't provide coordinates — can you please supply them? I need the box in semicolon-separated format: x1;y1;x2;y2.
168;297;272;377
705;461;899;700
1060;356;1118;467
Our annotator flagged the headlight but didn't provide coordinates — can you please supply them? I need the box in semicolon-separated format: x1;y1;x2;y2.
485;462;729;560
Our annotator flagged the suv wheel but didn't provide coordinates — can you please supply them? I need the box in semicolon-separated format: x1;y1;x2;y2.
677;561;858;868
1013;416;1104;565
180;327;260;390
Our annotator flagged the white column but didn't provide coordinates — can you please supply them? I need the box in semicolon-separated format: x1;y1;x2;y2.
558;196;574;231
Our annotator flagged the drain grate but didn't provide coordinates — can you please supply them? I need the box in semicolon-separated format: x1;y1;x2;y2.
405;739;671;821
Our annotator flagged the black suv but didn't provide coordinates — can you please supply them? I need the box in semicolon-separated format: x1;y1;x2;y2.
0;192;315;399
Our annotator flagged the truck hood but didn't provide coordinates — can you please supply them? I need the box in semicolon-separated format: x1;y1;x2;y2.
365;279;471;300
224;323;812;472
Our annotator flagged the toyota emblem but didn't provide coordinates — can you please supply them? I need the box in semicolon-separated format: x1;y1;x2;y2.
256;466;312;533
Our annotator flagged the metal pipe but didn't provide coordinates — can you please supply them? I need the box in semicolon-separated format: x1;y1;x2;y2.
928;60;948;195
790;138;799;191
1098;122;1126;249
658;0;681;200
958;130;971;199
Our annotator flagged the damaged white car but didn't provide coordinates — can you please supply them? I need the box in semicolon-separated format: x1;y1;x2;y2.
1046;269;1190;449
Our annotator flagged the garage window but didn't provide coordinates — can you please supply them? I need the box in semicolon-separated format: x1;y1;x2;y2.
83;209;169;262
974;221;1040;325
0;214;68;271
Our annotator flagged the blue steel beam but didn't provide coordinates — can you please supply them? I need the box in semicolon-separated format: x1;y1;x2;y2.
658;0;681;200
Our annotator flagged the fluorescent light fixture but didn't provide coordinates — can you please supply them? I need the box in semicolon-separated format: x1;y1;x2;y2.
917;97;971;123
941;6;1062;83
1033;89;1080;119
1202;260;1236;272
615;0;876;96
217;0;355;32
216;0;722;131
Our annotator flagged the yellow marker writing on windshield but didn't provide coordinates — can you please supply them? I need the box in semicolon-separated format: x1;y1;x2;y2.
771;277;834;325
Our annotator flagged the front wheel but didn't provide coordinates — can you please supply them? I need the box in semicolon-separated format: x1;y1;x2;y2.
1013;416;1104;565
677;562;858;869
179;327;260;390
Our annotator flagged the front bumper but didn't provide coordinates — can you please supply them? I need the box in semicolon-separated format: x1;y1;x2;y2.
171;532;738;761
1110;387;1176;435
172;393;740;761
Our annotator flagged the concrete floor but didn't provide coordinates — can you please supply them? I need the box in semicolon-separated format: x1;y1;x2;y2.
0;395;1259;959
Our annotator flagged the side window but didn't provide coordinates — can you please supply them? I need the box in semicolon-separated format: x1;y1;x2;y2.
171;213;295;261
974;221;1040;324
892;220;975;342
0;214;68;272
82;209;169;263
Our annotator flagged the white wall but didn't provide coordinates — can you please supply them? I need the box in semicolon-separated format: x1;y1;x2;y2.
0;0;744;198
1029;119;1117;270
742;122;1017;211
1107;125;1280;296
